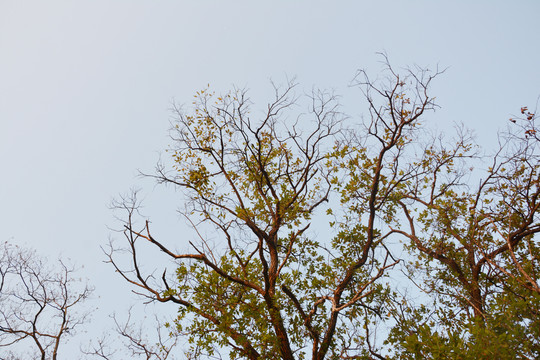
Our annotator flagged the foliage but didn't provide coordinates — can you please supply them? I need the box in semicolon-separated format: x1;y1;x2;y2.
383;104;540;359
108;59;540;359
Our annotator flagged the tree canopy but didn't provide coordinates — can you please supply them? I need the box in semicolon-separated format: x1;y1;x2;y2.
107;59;540;359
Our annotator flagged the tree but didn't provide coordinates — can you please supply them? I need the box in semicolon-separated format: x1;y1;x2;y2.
385;112;540;358
108;59;437;359
501;105;540;294
108;59;540;359
0;242;93;360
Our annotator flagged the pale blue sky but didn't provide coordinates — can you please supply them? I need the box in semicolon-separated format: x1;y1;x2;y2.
1;0;539;355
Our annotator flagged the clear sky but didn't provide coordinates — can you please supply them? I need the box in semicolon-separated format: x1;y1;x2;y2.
1;0;539;355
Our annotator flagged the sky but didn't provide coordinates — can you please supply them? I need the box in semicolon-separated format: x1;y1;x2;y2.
1;0;540;356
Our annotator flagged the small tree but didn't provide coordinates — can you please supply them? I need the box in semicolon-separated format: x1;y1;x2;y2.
0;242;93;360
